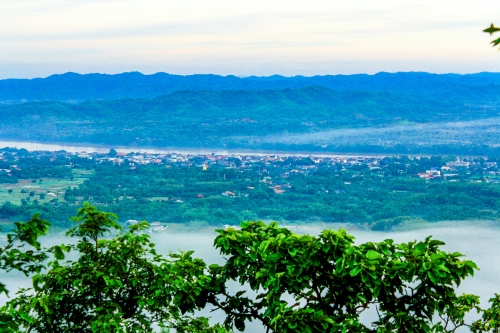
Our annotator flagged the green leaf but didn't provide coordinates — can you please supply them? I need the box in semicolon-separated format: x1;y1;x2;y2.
436;263;450;273
53;246;65;260
350;266;362;277
414;243;427;255
427;270;438;284
484;24;500;35
366;250;381;260
235;318;245;331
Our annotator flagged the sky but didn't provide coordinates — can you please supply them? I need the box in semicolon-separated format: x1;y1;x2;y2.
0;0;499;79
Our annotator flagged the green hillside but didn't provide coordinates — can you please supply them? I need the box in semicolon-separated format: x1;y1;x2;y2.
1;86;497;152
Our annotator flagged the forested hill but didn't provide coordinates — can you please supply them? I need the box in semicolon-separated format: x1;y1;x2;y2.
1;71;500;103
1;86;500;152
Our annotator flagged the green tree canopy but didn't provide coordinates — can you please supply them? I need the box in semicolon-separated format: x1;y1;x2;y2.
209;221;486;332
2;207;500;332
1;205;227;333
0;214;50;296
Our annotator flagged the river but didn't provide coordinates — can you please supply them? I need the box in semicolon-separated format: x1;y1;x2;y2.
0;140;393;158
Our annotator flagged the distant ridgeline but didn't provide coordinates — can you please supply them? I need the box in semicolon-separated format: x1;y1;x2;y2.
1;72;500;154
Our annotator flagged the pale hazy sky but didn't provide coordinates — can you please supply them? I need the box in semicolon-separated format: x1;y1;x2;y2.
0;0;499;78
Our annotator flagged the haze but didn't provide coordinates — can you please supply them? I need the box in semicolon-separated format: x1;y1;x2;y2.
1;0;499;79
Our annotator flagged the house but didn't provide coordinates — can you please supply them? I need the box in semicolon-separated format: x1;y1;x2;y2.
446;161;470;168
222;191;236;197
426;170;441;176
261;176;272;183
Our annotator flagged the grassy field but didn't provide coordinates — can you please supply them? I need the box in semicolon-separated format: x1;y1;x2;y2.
0;169;92;205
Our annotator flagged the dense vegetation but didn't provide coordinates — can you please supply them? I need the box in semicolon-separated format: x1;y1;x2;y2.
0;85;500;155
1;148;500;230
1;205;500;332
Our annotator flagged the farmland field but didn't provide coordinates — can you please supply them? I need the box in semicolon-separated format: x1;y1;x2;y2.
0;169;91;205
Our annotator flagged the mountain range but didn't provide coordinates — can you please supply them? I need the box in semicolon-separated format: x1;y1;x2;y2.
2;71;500;103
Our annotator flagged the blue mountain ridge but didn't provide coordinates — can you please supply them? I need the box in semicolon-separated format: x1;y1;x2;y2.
1;71;500;103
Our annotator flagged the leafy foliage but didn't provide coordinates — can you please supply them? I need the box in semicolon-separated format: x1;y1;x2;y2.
1;205;225;333
209;221;487;332
472;294;500;332
3;207;500;332
0;214;50;296
484;24;500;48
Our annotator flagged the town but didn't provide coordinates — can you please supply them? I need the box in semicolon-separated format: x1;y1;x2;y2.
1;147;499;231
1;147;498;184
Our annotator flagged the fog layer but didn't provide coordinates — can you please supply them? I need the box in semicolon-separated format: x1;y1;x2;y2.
234;117;500;149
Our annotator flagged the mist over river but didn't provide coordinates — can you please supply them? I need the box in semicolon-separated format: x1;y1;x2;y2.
2;221;500;332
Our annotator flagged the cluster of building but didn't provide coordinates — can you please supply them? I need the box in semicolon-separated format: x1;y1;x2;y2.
1;148;498;184
417;161;498;181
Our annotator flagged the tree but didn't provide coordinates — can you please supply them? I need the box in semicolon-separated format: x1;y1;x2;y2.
108;148;118;157
484;24;500;48
3;209;500;332
1;204;228;333
0;214;51;296
208;221;498;332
